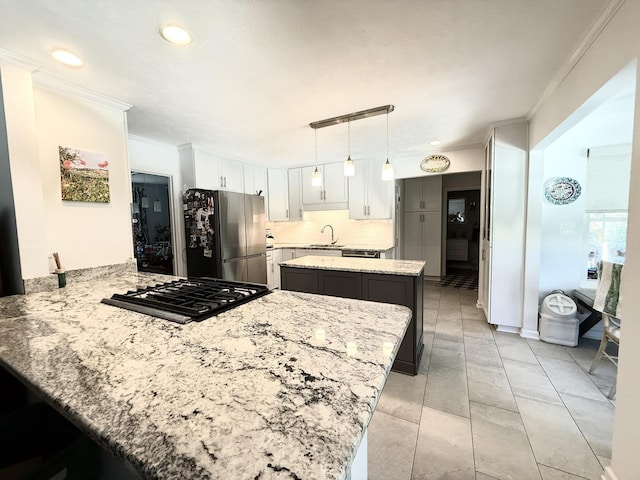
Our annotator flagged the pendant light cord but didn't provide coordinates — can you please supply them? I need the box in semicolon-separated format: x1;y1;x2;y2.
348;119;351;157
315;129;318;167
386;112;389;159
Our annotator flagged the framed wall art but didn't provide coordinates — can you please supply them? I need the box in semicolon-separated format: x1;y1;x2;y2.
59;146;110;203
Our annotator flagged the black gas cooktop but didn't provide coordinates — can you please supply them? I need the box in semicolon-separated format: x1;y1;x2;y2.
101;277;271;324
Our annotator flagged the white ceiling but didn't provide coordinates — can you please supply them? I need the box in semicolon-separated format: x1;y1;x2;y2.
0;0;611;168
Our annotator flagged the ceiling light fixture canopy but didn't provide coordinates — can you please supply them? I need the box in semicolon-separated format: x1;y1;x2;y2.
309;105;394;129
51;48;83;67
160;24;193;45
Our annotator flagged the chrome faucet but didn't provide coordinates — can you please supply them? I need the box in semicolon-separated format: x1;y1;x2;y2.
321;224;338;245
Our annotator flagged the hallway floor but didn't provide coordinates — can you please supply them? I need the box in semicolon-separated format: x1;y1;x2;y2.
368;282;617;480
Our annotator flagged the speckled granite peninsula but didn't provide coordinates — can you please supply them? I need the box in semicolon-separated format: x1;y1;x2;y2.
279;256;425;375
0;271;411;479
279;255;425;276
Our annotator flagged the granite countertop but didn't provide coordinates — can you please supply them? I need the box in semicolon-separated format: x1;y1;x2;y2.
0;272;411;479
279;256;426;277
267;243;394;252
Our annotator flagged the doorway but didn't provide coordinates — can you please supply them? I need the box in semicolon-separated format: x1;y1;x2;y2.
131;172;174;275
445;189;481;277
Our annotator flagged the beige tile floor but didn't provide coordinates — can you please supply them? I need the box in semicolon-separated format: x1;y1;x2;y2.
369;281;617;480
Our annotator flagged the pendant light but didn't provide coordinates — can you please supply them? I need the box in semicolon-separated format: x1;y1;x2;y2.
344;119;355;177
381;111;394;181
311;129;322;187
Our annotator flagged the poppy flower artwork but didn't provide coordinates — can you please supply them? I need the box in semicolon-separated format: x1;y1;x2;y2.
59;146;110;203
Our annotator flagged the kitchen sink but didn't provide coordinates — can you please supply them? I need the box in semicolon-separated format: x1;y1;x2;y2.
309;244;345;248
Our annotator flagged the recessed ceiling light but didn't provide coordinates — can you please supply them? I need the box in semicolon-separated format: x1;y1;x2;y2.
429;140;441;146
160;24;192;45
51;48;83;67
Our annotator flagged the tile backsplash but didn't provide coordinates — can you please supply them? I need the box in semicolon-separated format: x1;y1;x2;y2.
266;210;393;246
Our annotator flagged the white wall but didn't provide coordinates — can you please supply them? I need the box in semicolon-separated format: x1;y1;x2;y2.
128;135;186;277
33;85;133;273
528;0;640;477
538;138;588;297
393;145;484;179
0;59;132;279
0;61;49;280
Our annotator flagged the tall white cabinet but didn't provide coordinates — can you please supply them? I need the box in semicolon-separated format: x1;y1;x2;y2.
479;122;528;331
403;176;442;277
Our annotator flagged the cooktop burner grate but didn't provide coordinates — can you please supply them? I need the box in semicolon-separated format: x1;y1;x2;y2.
101;277;271;324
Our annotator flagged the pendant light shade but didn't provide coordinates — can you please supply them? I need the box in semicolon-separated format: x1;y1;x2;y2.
311;166;322;186
344;120;355;177
381;112;394;181
141;192;149;209
381;159;394;181
311;129;323;187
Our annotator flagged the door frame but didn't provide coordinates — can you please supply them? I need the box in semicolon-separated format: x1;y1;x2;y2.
441;186;481;277
130;170;179;276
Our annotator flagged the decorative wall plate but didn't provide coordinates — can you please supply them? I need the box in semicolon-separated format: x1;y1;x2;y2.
544;177;582;205
420;154;450;173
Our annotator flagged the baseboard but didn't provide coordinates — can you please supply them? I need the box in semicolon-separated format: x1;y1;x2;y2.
602;466;618;480
520;329;540;340
495;325;520;334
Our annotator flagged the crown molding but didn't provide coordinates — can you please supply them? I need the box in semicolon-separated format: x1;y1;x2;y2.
528;0;625;119
128;134;178;149
0;48;41;71
32;71;132;112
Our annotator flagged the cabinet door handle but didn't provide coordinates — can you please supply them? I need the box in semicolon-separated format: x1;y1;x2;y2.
368;205;371;216
223;176;227;188
363;205;366;216
220;176;224;187
299;209;302;218
286;208;289;218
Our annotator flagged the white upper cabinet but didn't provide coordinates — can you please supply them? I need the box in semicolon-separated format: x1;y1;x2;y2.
301;162;348;210
218;158;244;192
178;144;244;193
243;163;267;195
288;168;303;221
267;168;289;221
348;158;393;219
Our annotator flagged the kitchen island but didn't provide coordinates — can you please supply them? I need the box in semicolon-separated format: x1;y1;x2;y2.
279;256;425;375
0;271;411;479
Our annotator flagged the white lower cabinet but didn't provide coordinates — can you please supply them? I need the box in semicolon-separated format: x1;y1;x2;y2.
266;249;283;289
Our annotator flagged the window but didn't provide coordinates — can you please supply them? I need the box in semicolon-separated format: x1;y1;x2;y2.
585;211;627;279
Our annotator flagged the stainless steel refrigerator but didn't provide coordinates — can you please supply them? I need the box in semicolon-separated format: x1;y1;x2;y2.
183;189;267;283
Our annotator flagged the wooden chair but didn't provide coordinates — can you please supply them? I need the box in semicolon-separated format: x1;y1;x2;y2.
588;313;619;398
588;260;623;399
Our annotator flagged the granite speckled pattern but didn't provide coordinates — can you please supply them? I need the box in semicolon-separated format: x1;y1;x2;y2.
23;260;137;294
279;256;426;276
0;272;411;479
